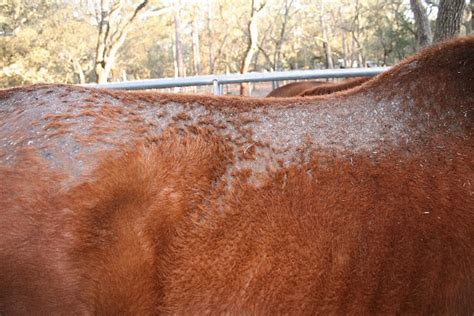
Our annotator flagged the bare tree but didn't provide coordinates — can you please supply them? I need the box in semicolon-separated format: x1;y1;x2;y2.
410;0;433;47
240;0;266;96
95;0;151;83
206;0;215;74
460;0;472;33
72;57;86;84
434;0;466;42
470;0;473;33
173;0;185;77
350;0;366;68
192;19;201;75
274;0;295;71
255;0;296;73
320;0;334;69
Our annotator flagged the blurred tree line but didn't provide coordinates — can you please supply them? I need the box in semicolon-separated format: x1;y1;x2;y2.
0;0;472;90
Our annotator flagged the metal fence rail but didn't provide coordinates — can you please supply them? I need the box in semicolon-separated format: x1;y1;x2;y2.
88;67;390;95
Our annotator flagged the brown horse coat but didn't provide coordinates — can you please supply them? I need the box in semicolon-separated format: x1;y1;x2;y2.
1;36;473;314
297;76;371;96
266;77;371;97
266;80;326;97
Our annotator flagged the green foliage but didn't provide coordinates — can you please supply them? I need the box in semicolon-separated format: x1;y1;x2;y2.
0;0;96;87
0;0;470;87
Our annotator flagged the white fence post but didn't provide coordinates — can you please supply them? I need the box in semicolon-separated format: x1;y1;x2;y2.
212;80;220;96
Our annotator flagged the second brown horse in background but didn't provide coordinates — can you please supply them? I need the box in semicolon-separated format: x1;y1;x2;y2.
267;77;371;97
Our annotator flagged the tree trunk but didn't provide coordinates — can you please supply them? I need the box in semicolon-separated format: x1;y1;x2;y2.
72;58;86;84
206;0;215;74
470;0;473;33
351;31;365;67
240;0;266;96
351;0;365;67
434;0;466;42
94;0;113;83
350;35;356;67
192;19;201;76
273;0;294;71
94;0;150;83
320;0;333;69
173;40;178;78
410;0;433;48
174;0;185;77
342;32;348;68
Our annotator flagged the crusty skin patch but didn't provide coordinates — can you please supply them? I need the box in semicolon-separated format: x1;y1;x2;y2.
0;36;473;314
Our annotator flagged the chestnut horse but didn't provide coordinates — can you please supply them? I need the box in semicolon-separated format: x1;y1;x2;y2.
266;80;326;97
297;76;371;96
266;77;371;97
1;36;473;314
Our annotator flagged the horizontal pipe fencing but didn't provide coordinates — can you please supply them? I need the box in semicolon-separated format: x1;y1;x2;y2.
87;67;390;95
